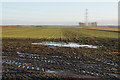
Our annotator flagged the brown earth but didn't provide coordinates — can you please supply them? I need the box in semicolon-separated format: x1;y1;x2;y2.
87;28;119;31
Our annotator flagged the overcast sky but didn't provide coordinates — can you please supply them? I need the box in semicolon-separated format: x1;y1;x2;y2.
2;1;118;26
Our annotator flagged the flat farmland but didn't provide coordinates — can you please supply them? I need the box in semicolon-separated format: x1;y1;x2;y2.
2;27;65;39
2;27;118;39
2;26;119;79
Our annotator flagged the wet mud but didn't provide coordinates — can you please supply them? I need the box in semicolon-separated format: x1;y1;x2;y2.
2;38;119;79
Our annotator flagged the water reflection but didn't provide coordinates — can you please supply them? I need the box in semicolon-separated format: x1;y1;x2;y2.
46;70;63;74
32;42;98;48
42;68;45;71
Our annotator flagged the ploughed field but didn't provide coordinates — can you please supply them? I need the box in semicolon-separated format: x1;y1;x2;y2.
87;27;119;32
2;27;119;79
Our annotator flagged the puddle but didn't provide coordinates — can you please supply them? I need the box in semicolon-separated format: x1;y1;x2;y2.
83;70;86;73
23;66;25;68
74;69;77;72
87;71;90;74
67;62;70;65
19;55;24;57
45;57;47;59
27;66;29;69
46;70;58;73
42;68;45;71
32;67;34;69
37;67;40;70
19;62;22;64
32;42;98;48
17;52;23;54
15;62;18;65
48;60;51;63
91;72;94;75
12;61;15;64
18;65;21;68
46;70;63;74
96;73;99;76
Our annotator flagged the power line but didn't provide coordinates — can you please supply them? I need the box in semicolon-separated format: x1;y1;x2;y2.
85;8;88;26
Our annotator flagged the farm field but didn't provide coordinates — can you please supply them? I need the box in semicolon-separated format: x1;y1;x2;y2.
2;26;119;79
2;27;119;39
87;27;119;32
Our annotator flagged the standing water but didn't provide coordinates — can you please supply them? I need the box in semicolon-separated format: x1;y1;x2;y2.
32;42;98;49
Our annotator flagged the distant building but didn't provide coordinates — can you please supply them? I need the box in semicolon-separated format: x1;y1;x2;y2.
79;22;86;27
79;22;97;27
88;22;97;27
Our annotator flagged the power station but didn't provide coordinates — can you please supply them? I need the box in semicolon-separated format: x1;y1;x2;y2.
79;9;97;27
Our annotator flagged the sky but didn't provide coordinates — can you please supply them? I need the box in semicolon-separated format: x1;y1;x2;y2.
1;1;118;26
1;0;119;2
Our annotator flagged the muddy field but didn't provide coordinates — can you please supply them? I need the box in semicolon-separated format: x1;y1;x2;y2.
2;37;119;79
